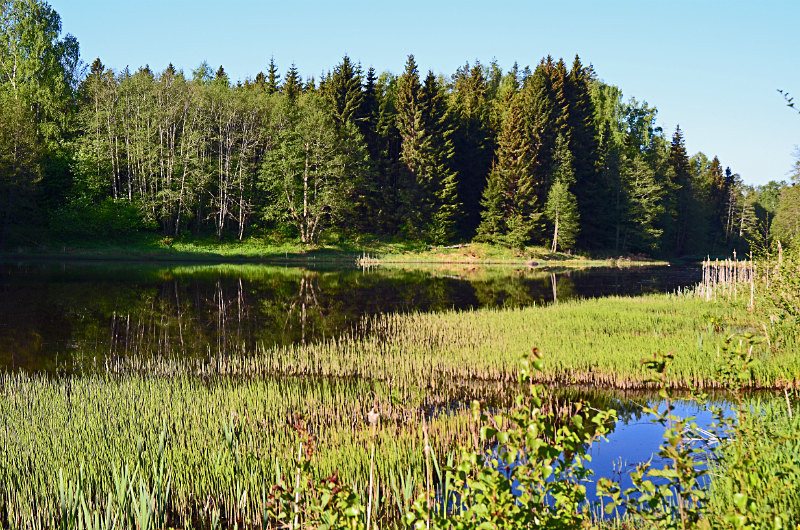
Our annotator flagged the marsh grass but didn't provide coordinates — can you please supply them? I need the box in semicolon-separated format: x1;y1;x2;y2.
108;293;796;390
3;370;605;527
2;264;798;527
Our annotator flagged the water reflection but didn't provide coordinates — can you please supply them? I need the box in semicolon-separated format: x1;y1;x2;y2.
0;261;700;372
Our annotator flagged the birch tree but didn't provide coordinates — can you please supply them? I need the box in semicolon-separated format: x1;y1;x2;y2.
261;93;367;244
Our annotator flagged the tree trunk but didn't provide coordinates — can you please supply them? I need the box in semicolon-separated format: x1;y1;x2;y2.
551;215;559;253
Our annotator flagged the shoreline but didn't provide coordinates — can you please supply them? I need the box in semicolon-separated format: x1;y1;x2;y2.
1;241;674;268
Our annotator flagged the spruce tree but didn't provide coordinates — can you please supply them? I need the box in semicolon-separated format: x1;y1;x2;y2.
395;55;427;235
419;70;460;243
565;56;603;248
253;71;267;90
359;67;380;150
449;61;494;236
266;57;281;94
523;61;557;199
475;90;540;247
324;55;364;127
668;125;693;254
396;55;423;175
708;155;727;246
620;153;665;253
215;65;228;84
283;64;302;101
598;120;624;251
475;164;506;243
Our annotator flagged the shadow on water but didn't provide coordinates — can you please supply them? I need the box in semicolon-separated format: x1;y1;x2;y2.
0;261;700;372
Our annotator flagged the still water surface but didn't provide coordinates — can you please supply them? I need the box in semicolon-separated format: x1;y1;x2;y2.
0;261;700;372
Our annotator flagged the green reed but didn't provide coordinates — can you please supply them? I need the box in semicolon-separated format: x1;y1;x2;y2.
110;292;797;390
2;284;798;527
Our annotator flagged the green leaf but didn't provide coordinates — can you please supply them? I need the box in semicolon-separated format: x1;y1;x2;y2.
732;492;748;511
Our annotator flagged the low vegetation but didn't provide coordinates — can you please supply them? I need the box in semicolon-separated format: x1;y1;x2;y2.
0;246;797;528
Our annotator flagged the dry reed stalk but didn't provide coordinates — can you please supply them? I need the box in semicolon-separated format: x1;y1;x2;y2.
293;441;302;530
366;405;380;530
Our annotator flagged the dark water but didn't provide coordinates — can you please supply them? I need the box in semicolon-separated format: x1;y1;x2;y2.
0;261;700;372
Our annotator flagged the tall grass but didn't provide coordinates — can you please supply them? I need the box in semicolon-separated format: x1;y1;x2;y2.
705;400;800;523
0;372;474;526
110;293;797;389
2;265;798;527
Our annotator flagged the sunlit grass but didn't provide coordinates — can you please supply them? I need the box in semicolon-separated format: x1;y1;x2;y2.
1;288;796;526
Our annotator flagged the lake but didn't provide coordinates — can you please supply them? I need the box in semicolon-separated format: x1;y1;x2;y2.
0;259;717;512
0;260;700;372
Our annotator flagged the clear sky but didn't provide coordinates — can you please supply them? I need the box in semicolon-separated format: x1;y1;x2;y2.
51;0;800;187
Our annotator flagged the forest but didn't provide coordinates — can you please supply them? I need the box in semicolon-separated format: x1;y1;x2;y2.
1;0;798;257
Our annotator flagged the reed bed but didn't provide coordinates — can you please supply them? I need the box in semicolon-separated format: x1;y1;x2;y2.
109;293;796;390
3;286;797;527
0;371;600;527
0;372;473;526
698;256;757;305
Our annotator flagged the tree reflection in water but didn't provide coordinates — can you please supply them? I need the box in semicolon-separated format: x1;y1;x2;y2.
0;262;700;372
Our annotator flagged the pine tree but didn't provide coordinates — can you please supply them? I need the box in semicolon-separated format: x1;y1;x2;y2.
545;134;579;251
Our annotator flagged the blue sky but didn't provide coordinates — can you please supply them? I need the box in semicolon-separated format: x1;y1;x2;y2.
51;0;800;186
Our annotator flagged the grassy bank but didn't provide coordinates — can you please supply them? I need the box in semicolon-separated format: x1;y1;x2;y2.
357;242;668;268
2;234;668;268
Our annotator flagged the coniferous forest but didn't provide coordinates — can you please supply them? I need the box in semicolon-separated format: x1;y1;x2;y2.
1;0;798;257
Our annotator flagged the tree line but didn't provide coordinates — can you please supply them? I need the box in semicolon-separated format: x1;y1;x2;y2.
1;0;797;256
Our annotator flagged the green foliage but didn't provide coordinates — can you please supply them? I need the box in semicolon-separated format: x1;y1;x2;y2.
0;0;79;247
260;92;369;245
772;184;800;246
598;350;709;528
0;1;747;256
50;198;156;237
266;422;367;530
407;349;616;529
545;134;580;252
763;242;800;329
